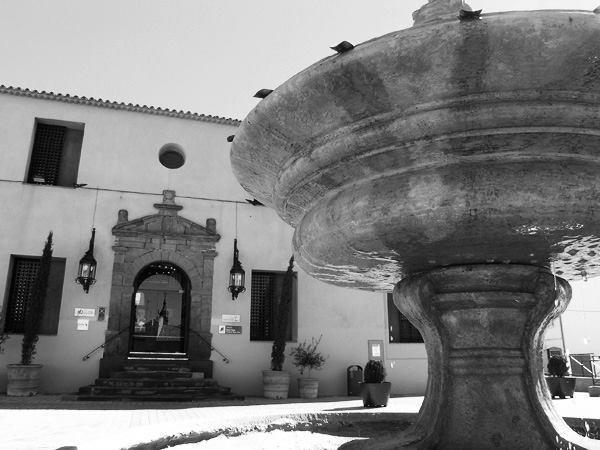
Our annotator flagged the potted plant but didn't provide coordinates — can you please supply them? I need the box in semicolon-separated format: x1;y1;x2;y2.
546;354;576;399
6;232;53;396
263;256;295;399
360;360;392;407
290;335;326;399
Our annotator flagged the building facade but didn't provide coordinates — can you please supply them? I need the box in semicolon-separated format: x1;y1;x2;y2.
0;86;596;397
0;86;428;397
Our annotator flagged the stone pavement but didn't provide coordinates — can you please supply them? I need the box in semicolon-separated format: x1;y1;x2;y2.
0;394;598;450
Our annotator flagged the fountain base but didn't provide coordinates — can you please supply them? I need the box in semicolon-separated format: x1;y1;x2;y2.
389;265;592;449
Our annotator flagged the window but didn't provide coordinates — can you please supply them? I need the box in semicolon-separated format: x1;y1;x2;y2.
2;256;66;335
26;119;84;186
250;270;297;341
387;293;423;343
158;143;186;169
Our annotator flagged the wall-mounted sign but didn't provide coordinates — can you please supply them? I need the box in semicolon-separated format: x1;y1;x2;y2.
218;325;242;334
74;308;95;317
221;314;241;323
77;318;89;331
368;339;384;361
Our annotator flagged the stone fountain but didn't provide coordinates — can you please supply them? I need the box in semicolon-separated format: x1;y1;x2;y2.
231;1;600;448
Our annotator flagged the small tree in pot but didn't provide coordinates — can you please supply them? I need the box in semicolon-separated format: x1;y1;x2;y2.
263;256;295;399
546;354;576;399
7;232;53;396
290;335;326;398
360;360;392;407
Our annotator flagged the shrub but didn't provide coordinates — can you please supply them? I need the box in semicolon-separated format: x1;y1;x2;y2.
547;355;569;377
21;232;53;365
290;335;326;377
0;334;8;354
364;360;386;383
270;256;294;371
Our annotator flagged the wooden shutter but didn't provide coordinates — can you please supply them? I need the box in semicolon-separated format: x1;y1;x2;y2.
39;258;66;335
387;293;423;343
27;123;66;185
3;256;65;335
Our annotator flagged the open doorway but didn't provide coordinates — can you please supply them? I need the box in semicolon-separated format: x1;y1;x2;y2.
129;261;190;355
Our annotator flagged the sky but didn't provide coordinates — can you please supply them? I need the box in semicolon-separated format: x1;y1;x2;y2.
0;0;598;120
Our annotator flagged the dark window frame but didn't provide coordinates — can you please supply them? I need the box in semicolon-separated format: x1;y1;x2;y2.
387;293;423;344
250;270;297;342
26;118;84;187
2;255;66;335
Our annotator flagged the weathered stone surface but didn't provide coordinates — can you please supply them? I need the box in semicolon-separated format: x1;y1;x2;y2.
231;10;600;290
231;7;600;447
391;265;590;449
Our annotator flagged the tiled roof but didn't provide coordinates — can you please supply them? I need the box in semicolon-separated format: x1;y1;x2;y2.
0;84;241;126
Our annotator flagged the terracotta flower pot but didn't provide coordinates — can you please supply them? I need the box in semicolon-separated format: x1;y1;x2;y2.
545;376;576;399
7;364;43;397
262;370;290;399
298;377;319;399
360;381;391;407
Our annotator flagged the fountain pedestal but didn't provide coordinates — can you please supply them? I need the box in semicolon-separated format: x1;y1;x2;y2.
393;265;586;449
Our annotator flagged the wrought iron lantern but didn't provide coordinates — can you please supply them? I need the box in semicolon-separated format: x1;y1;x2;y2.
228;238;246;300
76;228;97;293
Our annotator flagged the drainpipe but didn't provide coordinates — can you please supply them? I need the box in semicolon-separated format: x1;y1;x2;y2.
558;315;567;354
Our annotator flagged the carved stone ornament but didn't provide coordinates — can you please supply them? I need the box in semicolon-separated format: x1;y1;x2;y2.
101;189;220;377
413;0;472;26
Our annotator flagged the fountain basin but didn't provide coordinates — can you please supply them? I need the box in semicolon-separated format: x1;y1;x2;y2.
231;10;600;289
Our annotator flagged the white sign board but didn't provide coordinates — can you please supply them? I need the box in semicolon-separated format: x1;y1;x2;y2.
77;318;89;331
74;308;95;317
221;314;240;323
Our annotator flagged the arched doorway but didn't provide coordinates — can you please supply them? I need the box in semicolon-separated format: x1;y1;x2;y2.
129;261;190;355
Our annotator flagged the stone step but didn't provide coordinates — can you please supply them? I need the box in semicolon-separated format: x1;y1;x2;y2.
111;370;194;379
92;378;216;388
77;392;244;402
80;385;229;396
122;364;192;373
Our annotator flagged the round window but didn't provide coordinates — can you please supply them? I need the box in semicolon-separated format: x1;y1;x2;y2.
158;144;185;169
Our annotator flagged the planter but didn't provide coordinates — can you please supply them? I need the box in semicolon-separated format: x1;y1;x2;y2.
360;381;391;407
263;370;290;399
7;364;43;397
298;377;319;399
546;376;576;399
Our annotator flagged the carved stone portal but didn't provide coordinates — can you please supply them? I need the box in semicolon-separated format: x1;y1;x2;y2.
100;190;220;376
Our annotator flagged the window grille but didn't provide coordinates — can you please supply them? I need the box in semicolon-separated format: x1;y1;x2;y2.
27;124;66;185
387;293;423;343
250;271;295;341
250;272;275;341
3;256;66;335
4;258;40;333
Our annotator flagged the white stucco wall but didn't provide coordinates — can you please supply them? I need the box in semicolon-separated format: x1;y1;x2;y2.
0;92;429;396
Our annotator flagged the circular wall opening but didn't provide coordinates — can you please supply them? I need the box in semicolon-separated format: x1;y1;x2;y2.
158;144;185;169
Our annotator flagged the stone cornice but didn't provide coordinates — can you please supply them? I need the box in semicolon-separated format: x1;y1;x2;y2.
0;84;241;126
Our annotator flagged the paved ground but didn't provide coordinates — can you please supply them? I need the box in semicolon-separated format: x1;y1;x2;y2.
0;393;598;450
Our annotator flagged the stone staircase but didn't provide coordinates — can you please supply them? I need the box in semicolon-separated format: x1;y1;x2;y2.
78;359;242;402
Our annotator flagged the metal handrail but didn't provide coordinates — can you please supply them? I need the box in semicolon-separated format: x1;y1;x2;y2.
82;327;129;361
173;325;231;364
569;354;595;377
82;325;232;364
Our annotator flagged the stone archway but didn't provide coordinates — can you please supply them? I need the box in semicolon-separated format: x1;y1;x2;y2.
99;190;220;377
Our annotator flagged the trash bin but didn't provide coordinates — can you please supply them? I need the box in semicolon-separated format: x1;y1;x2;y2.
347;365;363;396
